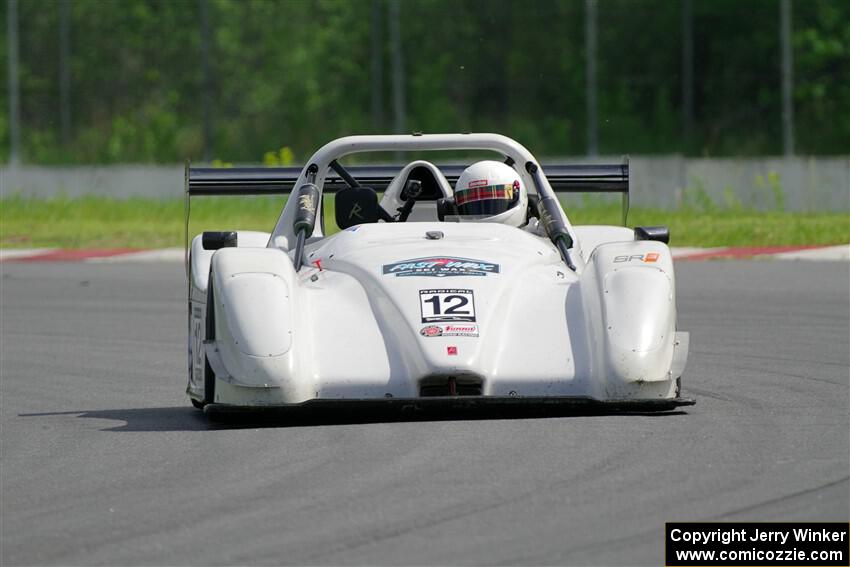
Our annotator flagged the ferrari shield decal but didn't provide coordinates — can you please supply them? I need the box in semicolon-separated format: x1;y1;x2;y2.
382;256;499;277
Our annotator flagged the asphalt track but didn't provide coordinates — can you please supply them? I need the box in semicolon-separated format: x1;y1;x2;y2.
1;260;848;566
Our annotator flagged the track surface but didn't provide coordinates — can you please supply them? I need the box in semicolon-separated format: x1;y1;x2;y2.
2;261;848;566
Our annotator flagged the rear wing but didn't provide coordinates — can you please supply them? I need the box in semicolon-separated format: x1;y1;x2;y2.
184;160;630;267
186;161;629;213
187;162;628;196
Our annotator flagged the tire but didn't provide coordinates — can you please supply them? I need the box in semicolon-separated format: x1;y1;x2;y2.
203;355;216;405
203;272;216;405
188;300;202;409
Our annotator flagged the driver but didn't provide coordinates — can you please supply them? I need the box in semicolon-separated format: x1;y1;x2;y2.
453;161;528;227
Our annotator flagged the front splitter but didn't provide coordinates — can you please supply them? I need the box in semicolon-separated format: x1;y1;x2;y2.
204;395;695;420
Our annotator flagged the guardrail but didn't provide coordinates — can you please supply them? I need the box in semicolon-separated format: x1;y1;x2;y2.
2;157;848;211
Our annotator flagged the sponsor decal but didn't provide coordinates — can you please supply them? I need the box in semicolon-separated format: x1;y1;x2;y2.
447;346;458;356
383;257;499;278
613;253;662;263
419;324;479;338
344;225;361;232
420;325;443;337
419;289;476;322
539;204;553;228
298;194;316;214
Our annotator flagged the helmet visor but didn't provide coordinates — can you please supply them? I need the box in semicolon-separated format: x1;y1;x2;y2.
455;181;519;217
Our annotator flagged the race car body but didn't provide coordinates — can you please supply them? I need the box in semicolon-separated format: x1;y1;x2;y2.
185;134;691;414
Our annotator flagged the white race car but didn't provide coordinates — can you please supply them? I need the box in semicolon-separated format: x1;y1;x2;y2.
185;134;692;416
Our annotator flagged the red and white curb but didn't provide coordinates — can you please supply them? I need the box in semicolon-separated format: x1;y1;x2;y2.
671;244;849;262
0;248;184;263
2;244;847;263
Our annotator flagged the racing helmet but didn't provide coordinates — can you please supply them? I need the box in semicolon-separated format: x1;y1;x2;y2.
453;160;527;227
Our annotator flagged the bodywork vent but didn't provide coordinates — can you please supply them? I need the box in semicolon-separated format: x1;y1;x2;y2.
419;376;483;397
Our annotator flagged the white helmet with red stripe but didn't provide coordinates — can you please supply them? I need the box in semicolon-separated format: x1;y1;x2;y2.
453;160;527;227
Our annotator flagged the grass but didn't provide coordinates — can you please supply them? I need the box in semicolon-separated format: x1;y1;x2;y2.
567;202;850;248
0;195;288;249
1;194;848;249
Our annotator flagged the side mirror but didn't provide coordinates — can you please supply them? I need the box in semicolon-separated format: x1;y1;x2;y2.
202;231;237;250
634;225;670;244
336;186;380;229
400;179;423;201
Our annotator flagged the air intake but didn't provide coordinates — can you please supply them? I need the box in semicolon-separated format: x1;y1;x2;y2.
420;376;483;397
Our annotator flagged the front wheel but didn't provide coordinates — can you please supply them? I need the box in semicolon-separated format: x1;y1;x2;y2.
203;272;217;405
203;355;216;405
189;355;215;408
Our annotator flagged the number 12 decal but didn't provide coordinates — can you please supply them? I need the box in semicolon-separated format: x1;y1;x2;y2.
419;289;476;322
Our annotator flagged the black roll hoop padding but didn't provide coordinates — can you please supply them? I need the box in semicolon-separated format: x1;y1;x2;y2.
538;196;577;271
538;197;573;249
525;161;577;271
292;183;321;271
293;183;320;235
202;231;238;250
